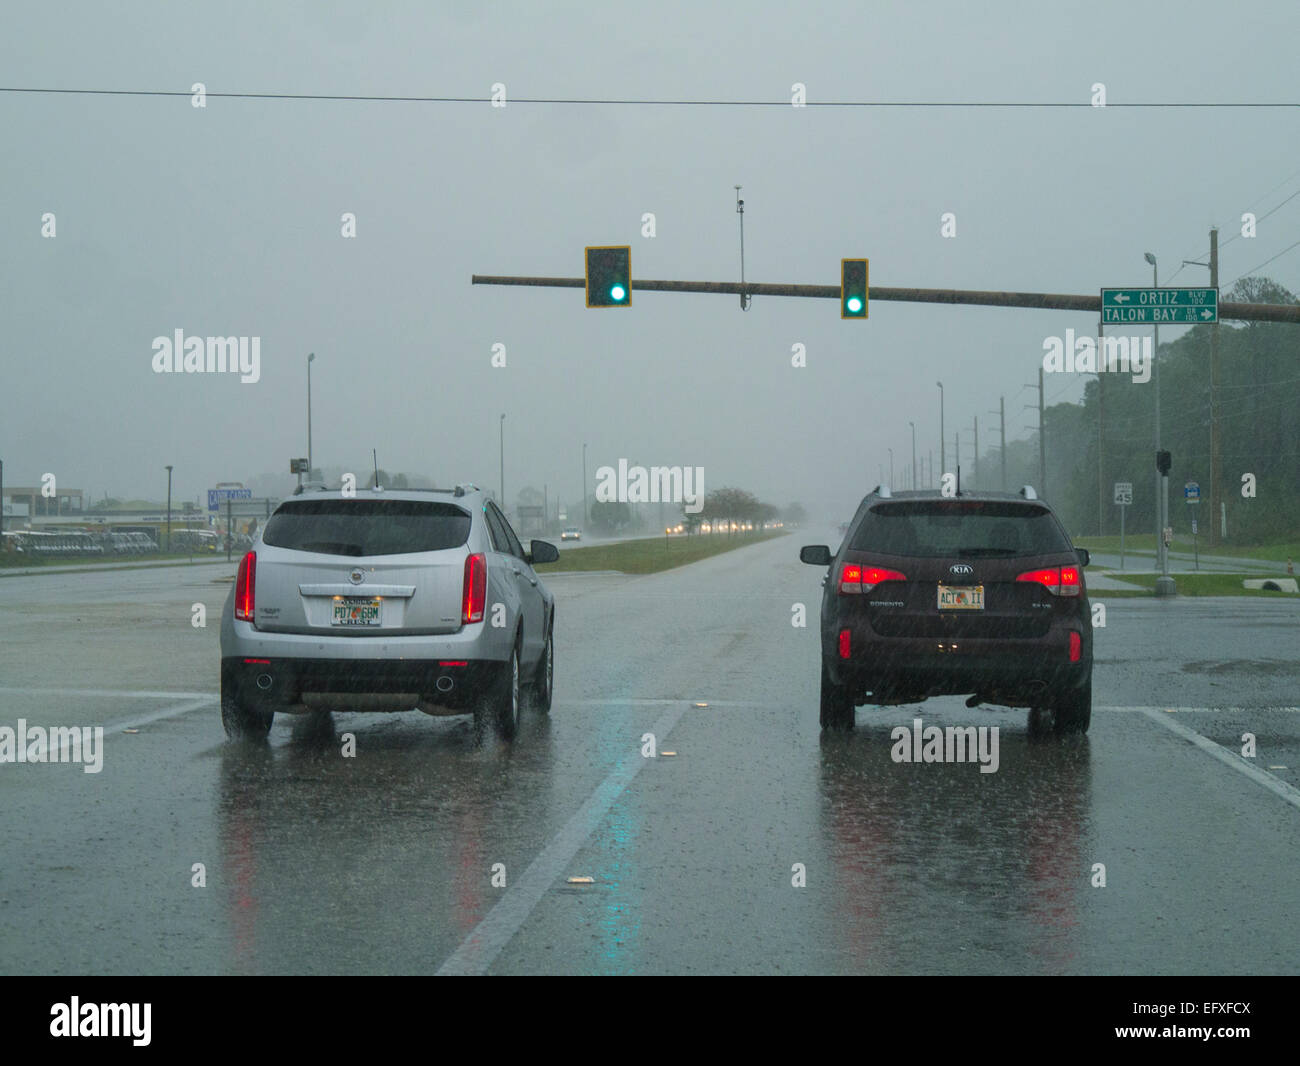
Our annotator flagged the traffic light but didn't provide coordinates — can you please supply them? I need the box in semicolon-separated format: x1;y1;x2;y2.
1156;450;1171;476
585;246;631;308
841;258;868;318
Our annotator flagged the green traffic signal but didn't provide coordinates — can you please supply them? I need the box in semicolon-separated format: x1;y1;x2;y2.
841;258;868;319
586;246;631;308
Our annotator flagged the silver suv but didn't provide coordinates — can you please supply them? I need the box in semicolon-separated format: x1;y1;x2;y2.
219;484;558;740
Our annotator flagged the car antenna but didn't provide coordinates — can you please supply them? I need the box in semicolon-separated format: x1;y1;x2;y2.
956;465;961;497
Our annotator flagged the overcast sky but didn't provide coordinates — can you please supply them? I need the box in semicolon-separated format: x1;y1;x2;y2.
2;1;1297;521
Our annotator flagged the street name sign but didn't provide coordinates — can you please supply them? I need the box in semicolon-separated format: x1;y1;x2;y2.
1101;287;1218;325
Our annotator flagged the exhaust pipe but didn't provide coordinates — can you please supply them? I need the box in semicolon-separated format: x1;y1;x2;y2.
435;675;454;694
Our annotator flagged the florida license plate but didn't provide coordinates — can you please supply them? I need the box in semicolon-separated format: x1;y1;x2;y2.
937;585;984;610
332;597;381;626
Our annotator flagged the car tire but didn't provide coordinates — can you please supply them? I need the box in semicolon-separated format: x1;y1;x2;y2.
220;662;273;740
820;661;854;731
1054;677;1092;735
479;643;521;740
532;618;554;714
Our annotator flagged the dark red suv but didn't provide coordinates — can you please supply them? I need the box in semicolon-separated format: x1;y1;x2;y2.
800;486;1093;734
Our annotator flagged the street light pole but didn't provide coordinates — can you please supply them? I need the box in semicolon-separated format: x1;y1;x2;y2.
499;414;506;512
887;447;894;487
936;381;945;478
165;465;173;553
307;352;315;475
909;421;917;491
582;442;588;528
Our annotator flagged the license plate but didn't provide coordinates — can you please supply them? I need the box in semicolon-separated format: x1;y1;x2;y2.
937;584;984;610
332;597;381;626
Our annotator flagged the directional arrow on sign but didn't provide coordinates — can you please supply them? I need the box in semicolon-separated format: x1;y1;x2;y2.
1113;293;1129;303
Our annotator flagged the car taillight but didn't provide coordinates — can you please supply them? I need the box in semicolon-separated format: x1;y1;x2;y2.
838;629;851;659
839;563;906;594
462;552;486;624
235;551;256;621
1068;631;1082;662
1016;566;1081;596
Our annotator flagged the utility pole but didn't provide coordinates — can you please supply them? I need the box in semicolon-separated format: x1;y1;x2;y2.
972;416;979;488
1097;315;1105;536
582;442;588;527
1038;367;1047;498
1209;227;1222;545
954;431;960;483
937;382;945;479
998;397;1007;491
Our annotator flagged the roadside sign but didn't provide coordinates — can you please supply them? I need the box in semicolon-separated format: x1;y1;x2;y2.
208;488;252;511
1113;482;1133;506
1184;481;1200;502
290;458;309;474
1101;287;1218;325
1192;518;1198;535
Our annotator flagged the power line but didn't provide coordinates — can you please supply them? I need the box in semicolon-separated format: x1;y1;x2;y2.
1;86;1298;107
1228;235;1300;286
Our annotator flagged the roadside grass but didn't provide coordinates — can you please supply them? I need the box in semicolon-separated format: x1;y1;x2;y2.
1096;572;1300;597
536;531;785;575
1074;534;1300;564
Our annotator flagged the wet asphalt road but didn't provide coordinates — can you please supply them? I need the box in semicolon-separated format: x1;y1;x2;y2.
1;538;1297;975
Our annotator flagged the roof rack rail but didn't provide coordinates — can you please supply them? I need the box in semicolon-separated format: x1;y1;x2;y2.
1019;485;1038;500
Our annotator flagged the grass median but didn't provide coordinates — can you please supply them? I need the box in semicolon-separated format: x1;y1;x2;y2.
536;531;786;575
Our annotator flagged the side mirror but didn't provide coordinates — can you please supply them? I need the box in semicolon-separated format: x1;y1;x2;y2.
529;540;560;565
1075;547;1091;568
800;544;832;567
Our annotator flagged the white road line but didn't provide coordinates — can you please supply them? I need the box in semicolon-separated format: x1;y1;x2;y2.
1097;705;1300;713
437;702;689;976
40;697;217;761
1133;706;1300;812
0;687;214;700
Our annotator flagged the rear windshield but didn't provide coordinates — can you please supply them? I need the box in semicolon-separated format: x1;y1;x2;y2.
849;501;1072;558
262;499;471;556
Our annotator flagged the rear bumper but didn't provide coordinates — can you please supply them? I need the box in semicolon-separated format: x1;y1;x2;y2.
828;631;1091;706
222;655;503;710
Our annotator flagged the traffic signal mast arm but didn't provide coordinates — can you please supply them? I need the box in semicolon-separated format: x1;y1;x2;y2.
471;273;1300;323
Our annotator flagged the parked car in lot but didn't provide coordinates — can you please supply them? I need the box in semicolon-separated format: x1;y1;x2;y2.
801;486;1093;734
219;484;559;740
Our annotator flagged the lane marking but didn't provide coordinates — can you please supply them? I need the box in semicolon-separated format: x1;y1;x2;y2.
436;701;689;976
1097;705;1300;714
39;698;218;762
0;687;214;700
1133;706;1300;812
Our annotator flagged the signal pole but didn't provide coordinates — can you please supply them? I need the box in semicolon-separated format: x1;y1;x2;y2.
1209;228;1222;545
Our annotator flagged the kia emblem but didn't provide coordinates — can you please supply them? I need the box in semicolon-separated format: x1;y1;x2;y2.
949;563;974;576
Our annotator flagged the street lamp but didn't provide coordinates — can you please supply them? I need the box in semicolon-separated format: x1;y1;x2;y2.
887;447;894;487
936;381;945;479
165;465;173;552
307;352;315;476
499;414;506;512
909;421;917;491
582;442;588;528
